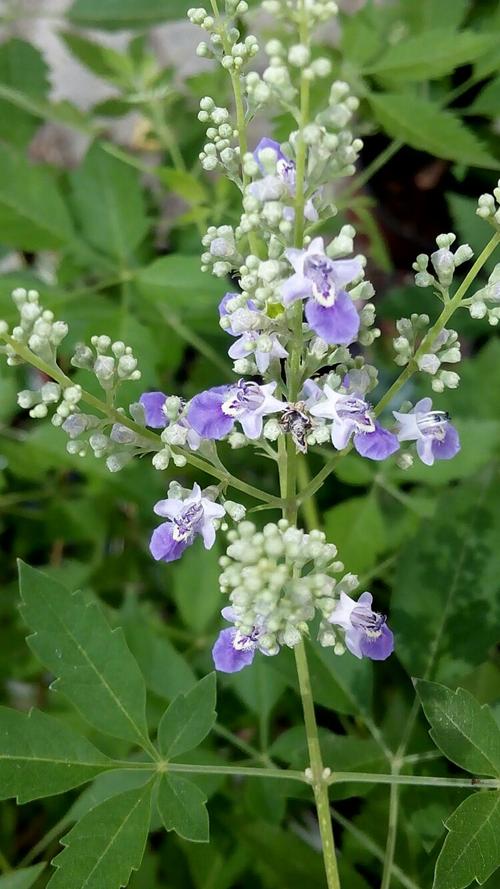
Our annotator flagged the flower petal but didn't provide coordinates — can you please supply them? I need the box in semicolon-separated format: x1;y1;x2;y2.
354;425;400;461
305;292;360;344
281;272;311;305
359;624;394;661
432;424;461;461
187;386;235;440
140;391;168;428
149;523;190;563
212;628;255;673
329;257;363;289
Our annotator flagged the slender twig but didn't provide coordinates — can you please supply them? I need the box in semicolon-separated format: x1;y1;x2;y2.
380;763;401;889
330;809;424;889
327;772;500;790
166;762;305;782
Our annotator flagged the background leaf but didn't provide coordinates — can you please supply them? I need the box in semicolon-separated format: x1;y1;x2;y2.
0;865;46;889
67;0;194;29
391;469;500;684
324;493;386;575
368;93;500;169
366;30;495;82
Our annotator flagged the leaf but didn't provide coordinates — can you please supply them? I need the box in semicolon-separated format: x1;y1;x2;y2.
0;39;49;147
47;783;153;889
324;493;386;575
401;0;470;31
0;144;74;250
467;77;500;117
67;0;193;29
157;167;209;205
433;793;500;889
158;674;217;759
416;682;500;777
18;562;149;746
271;641;373;716
367;93;500;170
0;865;46;889
68;769;155;824
157;773;209;843
172;539;222;634
137;255;224;328
69;144;149;262
227;654;287;726
0;706;110;803
60;31;132;81
242;822;327;888
365;31;496;82
392;469;500;684
0;83;92;133
121;603;197;702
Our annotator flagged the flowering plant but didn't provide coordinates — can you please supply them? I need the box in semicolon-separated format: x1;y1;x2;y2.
0;1;500;888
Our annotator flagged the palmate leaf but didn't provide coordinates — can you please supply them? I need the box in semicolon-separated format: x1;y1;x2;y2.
365;30;497;82
0;865;46;889
18;562;150;747
0;707;110;803
367;93;500;170
158;674;217;759
157;773;209;843
391;469;500;684
47;783;153;889
416;682;500;777
433;793;500;889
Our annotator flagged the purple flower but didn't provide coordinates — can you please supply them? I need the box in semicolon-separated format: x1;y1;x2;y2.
219;293;260;336
187;380;283;441
281;237;362;344
228;331;288;373
393;398;461;466
150;483;225;563
140;390;201;450
329;592;394;661
140;391;168;429
252;138;318;222
212;609;259;673
310;385;399;460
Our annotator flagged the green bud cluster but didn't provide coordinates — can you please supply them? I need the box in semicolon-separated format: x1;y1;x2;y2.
219;520;358;653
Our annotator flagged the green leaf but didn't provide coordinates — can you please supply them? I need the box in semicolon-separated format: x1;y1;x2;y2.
0;144;74;250
157;773;209;843
68;0;193;29
227;654;287;729
157;167;209;205
433;793;500;889
69;144;149;262
0;40;49;147
137;255;224;328
172;539;222;634
0;865;46;889
47;783;153;889
467;77;500;117
401;0;470;31
392;469;500;684
324;493;386;575
271;641;373;716
416;682;500;777
0;706;110;803
18;562;149;746
0;83;92;133
365;31;496;82
367;93;500;169
68;769;155;824
60;31;133;81
158;674;217;759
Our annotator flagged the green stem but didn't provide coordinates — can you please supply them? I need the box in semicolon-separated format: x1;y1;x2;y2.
330;809;424;889
327;772;500;790
148;99;187;173
380;765;401;889
300;230;500;505
212;723;277;767
295;642;342;889
160;308;233;379
166;762;305;782
0;333;281;507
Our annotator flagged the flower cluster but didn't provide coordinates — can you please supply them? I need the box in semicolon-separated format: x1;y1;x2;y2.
211;520;394;672
2;0;497;682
